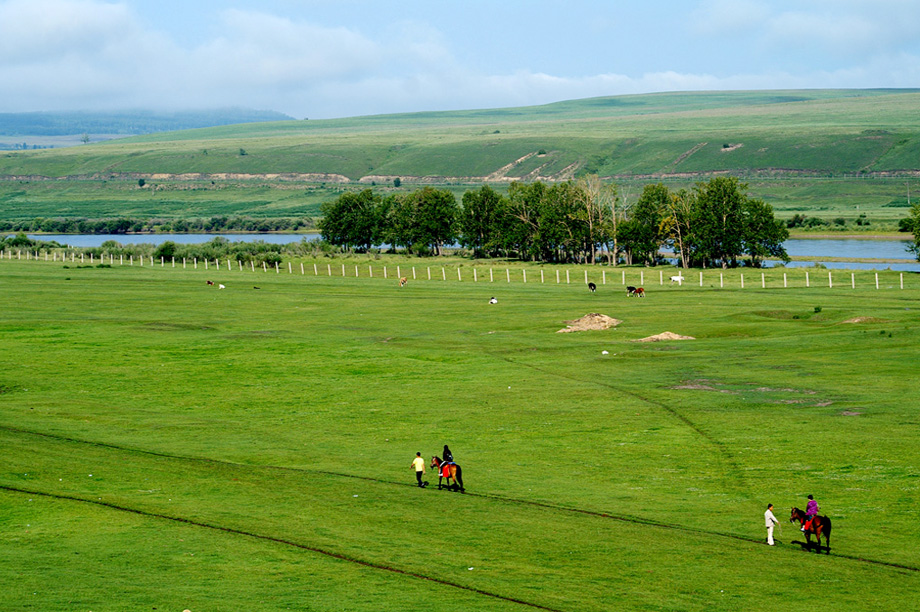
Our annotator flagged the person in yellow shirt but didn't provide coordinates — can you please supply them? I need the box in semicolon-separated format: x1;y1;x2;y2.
411;452;427;487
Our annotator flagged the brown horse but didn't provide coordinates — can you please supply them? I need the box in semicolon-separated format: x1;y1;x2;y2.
790;507;832;552
431;456;464;492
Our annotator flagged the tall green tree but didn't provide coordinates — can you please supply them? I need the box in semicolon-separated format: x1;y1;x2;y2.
319;189;381;251
907;203;920;261
620;183;669;265
460;185;507;257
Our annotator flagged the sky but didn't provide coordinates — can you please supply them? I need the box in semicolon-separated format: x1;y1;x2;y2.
1;0;920;119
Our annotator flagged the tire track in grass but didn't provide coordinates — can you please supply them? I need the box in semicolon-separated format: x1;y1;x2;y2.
0;483;566;612
2;424;918;574
491;353;749;492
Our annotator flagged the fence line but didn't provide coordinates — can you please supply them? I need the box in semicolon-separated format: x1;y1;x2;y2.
0;250;912;290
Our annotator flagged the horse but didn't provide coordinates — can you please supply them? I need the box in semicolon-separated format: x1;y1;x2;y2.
399;277;408;287
790;507;832;552
431;456;464;492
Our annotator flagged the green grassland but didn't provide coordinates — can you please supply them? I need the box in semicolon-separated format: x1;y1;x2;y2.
2;90;920;225
1;258;919;610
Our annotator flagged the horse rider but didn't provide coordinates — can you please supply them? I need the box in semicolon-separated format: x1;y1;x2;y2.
442;445;454;464
801;494;820;532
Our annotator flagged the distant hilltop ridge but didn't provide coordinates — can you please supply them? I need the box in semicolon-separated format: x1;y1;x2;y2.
0;108;294;139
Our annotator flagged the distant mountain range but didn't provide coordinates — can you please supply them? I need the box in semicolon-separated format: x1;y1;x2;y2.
0;109;294;149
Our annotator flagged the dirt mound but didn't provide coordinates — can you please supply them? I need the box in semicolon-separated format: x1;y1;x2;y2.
633;331;695;342
557;313;622;333
841;316;888;324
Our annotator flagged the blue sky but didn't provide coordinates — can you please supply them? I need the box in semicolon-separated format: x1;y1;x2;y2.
2;0;919;118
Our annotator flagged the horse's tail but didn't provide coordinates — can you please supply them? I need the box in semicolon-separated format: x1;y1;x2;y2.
455;465;464;491
822;516;832;546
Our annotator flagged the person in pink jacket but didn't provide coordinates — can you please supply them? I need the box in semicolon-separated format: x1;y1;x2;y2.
801;495;820;532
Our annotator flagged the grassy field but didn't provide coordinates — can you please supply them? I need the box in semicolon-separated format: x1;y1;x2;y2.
2;90;920;225
1;257;918;610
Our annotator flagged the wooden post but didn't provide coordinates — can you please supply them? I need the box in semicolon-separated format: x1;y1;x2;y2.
506;269;510;283
828;271;833;289
193;257;196;268
556;270;560;284
541;269;545;283
384;266;388;279
875;272;879;289
251;261;255;272
227;259;232;271
412;267;416;280
397;266;401;279
314;263;318;275
290;262;293;274
131;255;134;266
355;265;358;277
901;273;904;289
442;267;446;280
660;270;663;285
761;272;765;289
622;270;625;285
741;274;744;289
566;270;570;284
370;265;373;278
523;269;527;283
263;262;267;272
204;259;208;270
474;268;478;282
458;268;462;281
584;270;588;284
239;260;243;271
327;264;331;276
427;267;430;280
851;273;855;289
602;270;606;285
700;272;704;287
640;271;643;286
783;272;787;288
341;263;345;276
490;268;494;282
806;271;810;287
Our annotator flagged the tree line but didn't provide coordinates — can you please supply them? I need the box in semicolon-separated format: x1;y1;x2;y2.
320;176;791;268
0;216;315;234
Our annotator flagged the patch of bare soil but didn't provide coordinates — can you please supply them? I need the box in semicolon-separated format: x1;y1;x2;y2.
633;331;695;342
671;383;738;394
840;410;863;416
840;316;888;324
557;313;622;333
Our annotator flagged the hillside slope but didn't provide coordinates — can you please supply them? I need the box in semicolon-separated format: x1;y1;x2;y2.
2;90;920;183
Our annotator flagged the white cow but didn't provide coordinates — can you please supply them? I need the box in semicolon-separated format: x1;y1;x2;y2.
669;275;684;286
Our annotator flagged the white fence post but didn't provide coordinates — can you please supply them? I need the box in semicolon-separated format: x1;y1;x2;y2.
828;271;833;288
851;273;855;289
506;269;510;283
541;269;544;283
875;272;879;289
741;274;744;289
566;270;570;284
602;270;606;285
806;271;810;288
761;272;765;289
523;269;527;283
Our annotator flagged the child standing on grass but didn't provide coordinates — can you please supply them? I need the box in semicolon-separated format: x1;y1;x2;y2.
411;452;426;487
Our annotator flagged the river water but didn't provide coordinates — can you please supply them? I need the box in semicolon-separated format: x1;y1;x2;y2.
8;233;920;271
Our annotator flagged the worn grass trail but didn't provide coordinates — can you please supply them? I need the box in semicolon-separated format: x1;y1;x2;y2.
1;260;919;610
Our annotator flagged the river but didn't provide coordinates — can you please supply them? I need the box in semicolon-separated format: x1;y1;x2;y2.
8;233;920;271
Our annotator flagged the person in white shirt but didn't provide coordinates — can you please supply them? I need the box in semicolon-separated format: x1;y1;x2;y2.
765;503;779;545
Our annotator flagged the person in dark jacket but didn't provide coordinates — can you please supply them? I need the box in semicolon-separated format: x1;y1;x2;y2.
442;445;454;463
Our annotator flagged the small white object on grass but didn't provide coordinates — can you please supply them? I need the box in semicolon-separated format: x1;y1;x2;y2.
602;350;609;355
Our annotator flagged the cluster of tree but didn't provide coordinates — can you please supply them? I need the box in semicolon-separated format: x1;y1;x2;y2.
787;213;872;228
320;176;790;267
0;233;327;267
0;216;315;234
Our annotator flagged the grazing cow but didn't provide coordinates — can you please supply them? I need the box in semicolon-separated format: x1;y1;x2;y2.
669;275;684;286
635;287;645;297
206;280;214;286
399;277;408;287
489;297;498;304
626;285;638;297
253;286;260;290
587;282;597;293
218;284;225;289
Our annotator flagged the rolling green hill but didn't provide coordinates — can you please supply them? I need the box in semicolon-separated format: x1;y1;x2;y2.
2;90;920;223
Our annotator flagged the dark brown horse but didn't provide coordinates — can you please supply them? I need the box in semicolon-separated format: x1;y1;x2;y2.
431;456;464;492
790;507;832;552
